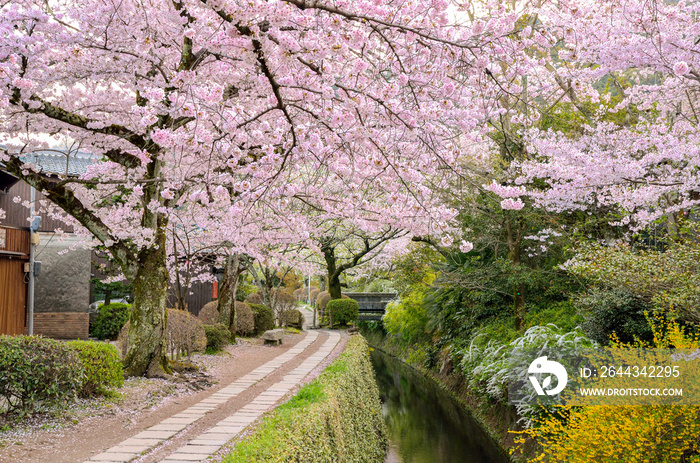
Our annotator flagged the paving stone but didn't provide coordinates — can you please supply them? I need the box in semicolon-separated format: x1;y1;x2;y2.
89;452;138;461
177;445;221;453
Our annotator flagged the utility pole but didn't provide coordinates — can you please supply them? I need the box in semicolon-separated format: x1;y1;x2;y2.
27;186;40;335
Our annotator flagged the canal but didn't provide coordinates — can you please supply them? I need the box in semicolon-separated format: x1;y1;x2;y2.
370;349;511;463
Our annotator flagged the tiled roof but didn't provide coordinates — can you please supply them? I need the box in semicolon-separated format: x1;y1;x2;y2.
21;150;98;177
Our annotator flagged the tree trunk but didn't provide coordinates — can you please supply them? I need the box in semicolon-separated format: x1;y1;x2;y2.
218;253;242;335
328;272;342;300
123;227;170;378
104;288;112;306
321;240;342;300
506;216;527;330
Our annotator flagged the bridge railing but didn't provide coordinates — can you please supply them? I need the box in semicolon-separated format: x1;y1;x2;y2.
343;292;397;321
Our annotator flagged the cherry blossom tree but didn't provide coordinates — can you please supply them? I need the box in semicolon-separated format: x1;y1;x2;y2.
0;0;490;375
496;0;700;235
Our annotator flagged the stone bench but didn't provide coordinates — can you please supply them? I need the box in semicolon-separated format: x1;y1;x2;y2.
263;328;284;345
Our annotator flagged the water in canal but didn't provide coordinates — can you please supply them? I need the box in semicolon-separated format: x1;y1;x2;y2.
370;349;511;463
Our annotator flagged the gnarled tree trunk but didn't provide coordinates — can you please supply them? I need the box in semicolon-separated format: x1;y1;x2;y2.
218;253;244;334
123;226;170;378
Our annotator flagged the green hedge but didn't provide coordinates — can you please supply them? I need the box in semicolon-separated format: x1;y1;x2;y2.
326;298;359;327
204;323;232;352
223;335;387;463
0;335;83;415
0;336;126;416
249;303;275;335
91;302;131;340
67;340;123;397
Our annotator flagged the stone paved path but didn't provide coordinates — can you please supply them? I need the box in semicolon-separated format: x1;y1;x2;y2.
85;329;340;463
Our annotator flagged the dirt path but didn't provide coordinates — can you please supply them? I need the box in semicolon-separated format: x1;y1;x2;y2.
0;330;348;463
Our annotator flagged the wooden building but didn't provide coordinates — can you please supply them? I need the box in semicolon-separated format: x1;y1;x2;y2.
0;226;30;335
1;150;214;337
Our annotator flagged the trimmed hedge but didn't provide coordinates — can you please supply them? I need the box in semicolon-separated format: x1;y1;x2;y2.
309;288;321;306
0;335;84;415
198;301;219;325
249;303;275;334
67;340;123;397
235;301;255;335
326;298;359;327
222;335;387;463
282;309;305;329
90;302;131;340
316;291;331;311
204;324;231;352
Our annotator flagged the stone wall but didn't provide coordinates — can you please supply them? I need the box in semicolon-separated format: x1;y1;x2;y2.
34;233;90;314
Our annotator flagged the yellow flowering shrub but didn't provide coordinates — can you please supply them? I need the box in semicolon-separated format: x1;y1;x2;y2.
515;319;700;462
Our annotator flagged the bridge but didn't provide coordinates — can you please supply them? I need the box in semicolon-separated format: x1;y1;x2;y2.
343;292;396;321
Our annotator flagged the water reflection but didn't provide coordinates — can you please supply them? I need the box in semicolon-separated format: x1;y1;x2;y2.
371;349;511;463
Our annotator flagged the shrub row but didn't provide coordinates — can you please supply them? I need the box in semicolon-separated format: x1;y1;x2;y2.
222;335;386;463
0;336;123;416
199;301;274;336
325;298;359;327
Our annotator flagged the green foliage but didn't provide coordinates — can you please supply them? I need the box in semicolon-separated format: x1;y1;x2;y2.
282;308;305;329
235;301;255;335
383;287;429;344
0;336;84;416
90;302;131;340
460;325;596;426
326;298;359;327
203;324;231;352
66;340;123;397
525;300;583;332
236;273;258;302
574;288;654;345
569;240;700;323
223;335;386;463
249;303;275;334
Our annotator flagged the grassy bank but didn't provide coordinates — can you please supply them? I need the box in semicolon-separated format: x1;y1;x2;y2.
223;334;387;463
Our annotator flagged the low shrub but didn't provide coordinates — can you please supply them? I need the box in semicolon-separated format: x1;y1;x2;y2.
309;288;321;306
316;291;331;311
67;340;123;397
166;309;207;358
223;335;386;463
293;288;304;301
204;324;232;352
246;291;264;305
90;302;131;340
119;309;207;359
235;301;255;335
249;303;275;334
0;335;84;416
282;309;305;329
574;288;654;345
326;298;359;327
198;301;219;325
271;288;297;324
